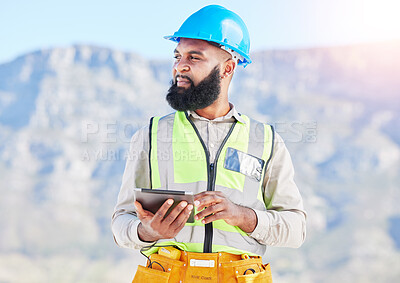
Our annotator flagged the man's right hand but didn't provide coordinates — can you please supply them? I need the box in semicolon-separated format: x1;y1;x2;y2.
134;199;193;242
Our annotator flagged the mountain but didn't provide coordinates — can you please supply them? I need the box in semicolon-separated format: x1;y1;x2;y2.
0;42;399;282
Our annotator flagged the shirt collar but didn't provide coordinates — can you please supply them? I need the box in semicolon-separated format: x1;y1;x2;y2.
187;103;246;124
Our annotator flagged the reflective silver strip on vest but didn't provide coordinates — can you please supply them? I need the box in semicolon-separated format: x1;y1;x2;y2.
242;118;269;211
156;113;175;189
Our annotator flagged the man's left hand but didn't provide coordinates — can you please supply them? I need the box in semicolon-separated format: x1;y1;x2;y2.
194;191;257;233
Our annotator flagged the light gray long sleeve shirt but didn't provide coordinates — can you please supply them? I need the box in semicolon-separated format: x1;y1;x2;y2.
111;104;306;251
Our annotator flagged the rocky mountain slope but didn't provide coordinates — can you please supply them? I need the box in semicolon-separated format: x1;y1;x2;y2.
0;41;399;282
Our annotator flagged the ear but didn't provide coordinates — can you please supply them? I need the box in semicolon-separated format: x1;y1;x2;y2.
221;59;237;79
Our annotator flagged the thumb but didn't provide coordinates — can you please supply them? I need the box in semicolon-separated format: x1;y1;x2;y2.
134;201;144;215
135;201;153;219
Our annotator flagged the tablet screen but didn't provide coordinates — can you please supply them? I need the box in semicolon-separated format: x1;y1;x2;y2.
134;188;195;223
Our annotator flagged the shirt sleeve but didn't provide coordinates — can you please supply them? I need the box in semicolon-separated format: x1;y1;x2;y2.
111;125;156;249
249;132;307;248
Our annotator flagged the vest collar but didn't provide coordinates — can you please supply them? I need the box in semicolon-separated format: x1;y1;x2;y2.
186;103;246;124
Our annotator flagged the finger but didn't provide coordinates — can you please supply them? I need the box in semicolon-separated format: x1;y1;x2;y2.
172;204;193;232
194;191;223;201
195;195;223;211
162;201;188;226
153;199;174;222
195;203;224;221
201;211;225;225
194;191;209;201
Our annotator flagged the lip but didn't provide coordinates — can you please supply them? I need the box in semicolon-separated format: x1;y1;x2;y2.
176;77;191;87
177;80;190;87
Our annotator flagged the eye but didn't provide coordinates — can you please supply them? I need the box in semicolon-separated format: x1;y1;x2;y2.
174;55;181;61
190;56;200;61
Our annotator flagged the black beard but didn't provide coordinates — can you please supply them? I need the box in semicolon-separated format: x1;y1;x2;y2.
166;66;221;112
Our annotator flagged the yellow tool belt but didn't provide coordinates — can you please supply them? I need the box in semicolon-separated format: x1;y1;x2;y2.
133;248;273;283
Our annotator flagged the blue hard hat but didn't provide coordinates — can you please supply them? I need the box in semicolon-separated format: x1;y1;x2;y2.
164;5;252;67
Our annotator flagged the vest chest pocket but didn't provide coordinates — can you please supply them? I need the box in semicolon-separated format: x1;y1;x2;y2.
224;147;265;182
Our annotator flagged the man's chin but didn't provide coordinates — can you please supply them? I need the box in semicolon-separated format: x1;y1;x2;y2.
176;86;187;93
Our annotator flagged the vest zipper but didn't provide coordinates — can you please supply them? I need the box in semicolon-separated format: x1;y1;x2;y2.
204;162;214;253
184;112;237;253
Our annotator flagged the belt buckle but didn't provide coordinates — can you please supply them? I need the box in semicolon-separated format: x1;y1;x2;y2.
189;259;215;267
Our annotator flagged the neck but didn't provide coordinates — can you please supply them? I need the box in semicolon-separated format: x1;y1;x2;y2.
194;96;230;120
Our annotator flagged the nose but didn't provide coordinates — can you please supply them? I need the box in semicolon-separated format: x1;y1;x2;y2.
174;57;190;73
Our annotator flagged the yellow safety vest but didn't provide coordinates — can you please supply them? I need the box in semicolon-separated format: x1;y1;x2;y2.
146;111;274;256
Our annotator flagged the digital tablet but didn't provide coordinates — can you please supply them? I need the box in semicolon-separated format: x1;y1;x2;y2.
134;188;195;223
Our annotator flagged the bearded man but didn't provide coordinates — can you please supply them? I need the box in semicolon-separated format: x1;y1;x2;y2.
112;5;306;283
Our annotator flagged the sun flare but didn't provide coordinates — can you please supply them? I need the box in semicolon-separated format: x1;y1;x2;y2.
360;0;400;40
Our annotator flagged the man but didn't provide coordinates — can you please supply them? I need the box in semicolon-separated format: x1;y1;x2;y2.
112;5;306;282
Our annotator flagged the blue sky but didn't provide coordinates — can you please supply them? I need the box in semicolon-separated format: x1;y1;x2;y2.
1;0;399;64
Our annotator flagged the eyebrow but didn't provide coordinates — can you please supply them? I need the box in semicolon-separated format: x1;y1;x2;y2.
174;49;205;56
